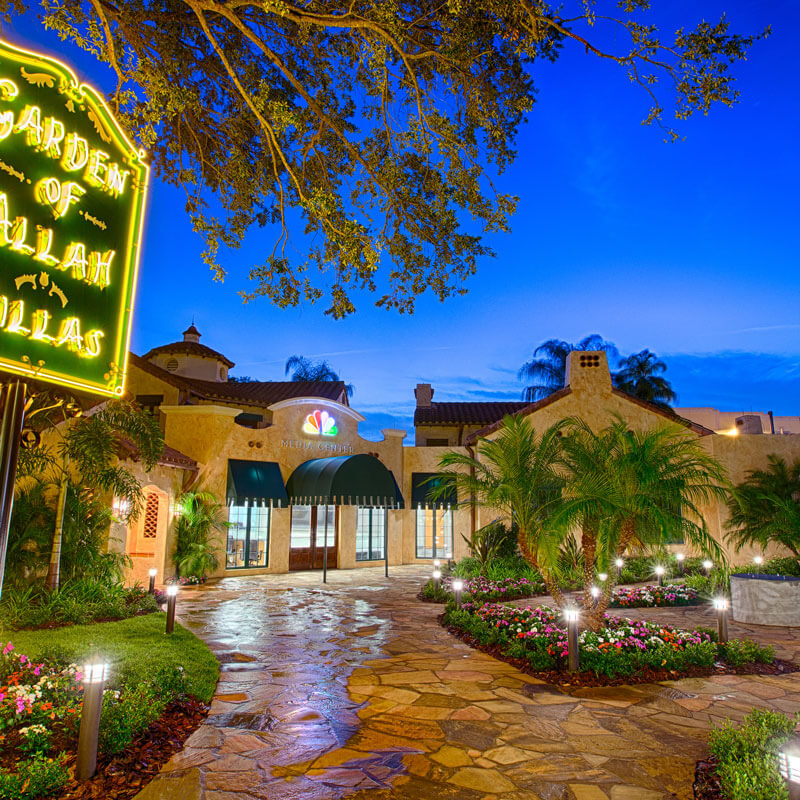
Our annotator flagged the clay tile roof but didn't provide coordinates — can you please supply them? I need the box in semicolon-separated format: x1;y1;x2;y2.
142;340;235;369
183;324;201;337
117;438;197;470
183;377;347;406
415;400;531;427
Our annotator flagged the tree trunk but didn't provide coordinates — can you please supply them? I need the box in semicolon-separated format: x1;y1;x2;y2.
46;469;69;591
581;522;597;612
585;520;636;631
517;528;566;608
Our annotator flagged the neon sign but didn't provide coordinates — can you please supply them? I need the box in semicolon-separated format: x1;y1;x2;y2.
0;38;149;396
303;409;337;436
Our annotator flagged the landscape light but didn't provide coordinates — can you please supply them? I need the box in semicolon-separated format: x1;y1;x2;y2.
433;559;440;568
452;578;464;608
598;572;608;582
590;586;600;607
703;560;713;575
778;738;800;800
654;565;665;587
432;569;442;593
675;553;685;561
754;555;764;567
713;596;729;644
165;584;178;634
148;567;157;594
675;552;685;575
614;558;624;580
77;661;109;779
563;608;580;672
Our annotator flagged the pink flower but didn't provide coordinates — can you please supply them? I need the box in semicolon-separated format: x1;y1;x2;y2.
2;642;13;655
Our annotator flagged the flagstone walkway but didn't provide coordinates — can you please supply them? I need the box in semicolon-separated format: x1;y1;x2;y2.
136;566;800;800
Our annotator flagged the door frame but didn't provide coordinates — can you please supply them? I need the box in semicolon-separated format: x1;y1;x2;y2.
289;505;339;571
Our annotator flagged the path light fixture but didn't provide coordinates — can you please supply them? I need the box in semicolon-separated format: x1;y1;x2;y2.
563;608;580;672
778;738;800;800
452;579;464;608
590;586;600;608
754;555;764;569
165;585;178;634
148;568;157;594
77;661;108;780
598;572;608;583
433;559;440;569
713;596;729;644
432;569;441;593
703;559;713;576
615;558;624;580
675;552;685;576
654;565;665;587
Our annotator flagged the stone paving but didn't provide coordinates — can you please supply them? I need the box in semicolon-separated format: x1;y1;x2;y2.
136;567;800;800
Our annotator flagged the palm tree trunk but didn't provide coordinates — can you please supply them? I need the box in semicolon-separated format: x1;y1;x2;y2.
585;520;636;631
46;468;69;591
517;529;566;608
581;522;597;612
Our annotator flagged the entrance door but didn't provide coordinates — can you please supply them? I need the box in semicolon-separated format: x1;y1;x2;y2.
289;505;338;571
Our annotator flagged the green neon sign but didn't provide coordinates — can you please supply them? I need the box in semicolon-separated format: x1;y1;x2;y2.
0;38;148;397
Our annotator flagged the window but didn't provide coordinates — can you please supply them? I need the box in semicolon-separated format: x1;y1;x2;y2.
142;493;159;538
415;506;453;559
356;508;386;561
136;394;163;417
425;438;449;447
226;504;270;569
290;505;312;548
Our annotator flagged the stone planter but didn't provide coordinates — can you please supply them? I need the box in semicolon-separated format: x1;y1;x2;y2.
730;573;800;626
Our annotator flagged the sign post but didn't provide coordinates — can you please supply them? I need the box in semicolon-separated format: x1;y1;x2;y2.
0;37;148;596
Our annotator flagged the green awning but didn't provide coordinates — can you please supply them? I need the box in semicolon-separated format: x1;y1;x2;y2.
226;459;288;507
411;472;457;508
286;454;404;508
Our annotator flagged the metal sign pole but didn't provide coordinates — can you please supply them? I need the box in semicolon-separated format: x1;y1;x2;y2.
384;509;389;578
0;380;27;600
322;504;328;584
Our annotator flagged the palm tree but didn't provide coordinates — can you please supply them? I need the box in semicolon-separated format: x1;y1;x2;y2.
431;415;569;604
725;456;800;559
31;399;164;590
284;355;354;398
172;491;227;580
614;349;677;408
557;417;728;629
518;335;618;402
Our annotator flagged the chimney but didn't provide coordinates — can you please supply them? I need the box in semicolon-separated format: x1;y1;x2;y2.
564;351;612;394
415;383;434;408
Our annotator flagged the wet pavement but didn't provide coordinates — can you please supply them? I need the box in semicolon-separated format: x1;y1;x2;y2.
135;566;800;800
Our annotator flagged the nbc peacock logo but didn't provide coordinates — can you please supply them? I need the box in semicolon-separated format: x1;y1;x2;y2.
303;409;338;437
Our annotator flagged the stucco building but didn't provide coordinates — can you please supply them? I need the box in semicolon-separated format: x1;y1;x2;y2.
115;328;800;585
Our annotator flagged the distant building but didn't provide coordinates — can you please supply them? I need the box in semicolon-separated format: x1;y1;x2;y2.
675;407;800;436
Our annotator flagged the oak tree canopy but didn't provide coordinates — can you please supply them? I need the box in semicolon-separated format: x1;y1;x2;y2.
2;1;766;317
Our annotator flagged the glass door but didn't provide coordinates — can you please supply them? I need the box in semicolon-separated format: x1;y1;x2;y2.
289;505;338;570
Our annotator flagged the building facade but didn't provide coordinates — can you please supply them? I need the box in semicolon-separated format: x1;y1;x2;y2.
115;328;800;584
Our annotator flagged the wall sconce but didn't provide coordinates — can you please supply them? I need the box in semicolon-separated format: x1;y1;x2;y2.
111;497;130;518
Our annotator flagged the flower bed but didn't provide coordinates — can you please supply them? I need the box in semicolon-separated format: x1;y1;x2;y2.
610;583;701;608
0;625;215;799
442;601;788;686
421;575;545;603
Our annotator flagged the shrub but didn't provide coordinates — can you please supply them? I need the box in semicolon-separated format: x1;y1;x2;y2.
0;754;70;800
720;639;775;667
610;584;700;608
708;709;797;800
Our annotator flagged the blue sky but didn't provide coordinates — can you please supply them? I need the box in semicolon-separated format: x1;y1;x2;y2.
5;2;799;441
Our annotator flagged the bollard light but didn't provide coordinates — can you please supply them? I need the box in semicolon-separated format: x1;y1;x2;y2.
433;559;440;568
77;661;109;780
563;608;580;672
148;567;157;594
452;578;464;608
614;557;624;580
754;555;764;568
654;565;665;587
165;584;178;634
432;569;441;593
778;737;800;800
675;552;685;576
703;559;713;576
590;586;600;608
713;596;729;644
598;572;608;582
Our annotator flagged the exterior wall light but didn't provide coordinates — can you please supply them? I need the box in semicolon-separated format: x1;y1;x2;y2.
563;608;580;672
452;578;464;608
654;565;665;587
598;572;608;582
432;569;441;593
713;596;729;643
148;567;157;594
77;661;109;780
165;584;178;634
111;496;130;518
778;739;800;800
703;559;713;575
675;552;685;575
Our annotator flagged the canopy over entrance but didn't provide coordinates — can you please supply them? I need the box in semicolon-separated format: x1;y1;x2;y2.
286;454;404;508
226;459;288;507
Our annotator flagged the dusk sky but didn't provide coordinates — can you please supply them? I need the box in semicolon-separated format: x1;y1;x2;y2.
6;1;799;441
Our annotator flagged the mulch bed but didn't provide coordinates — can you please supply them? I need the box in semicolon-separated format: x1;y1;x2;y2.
441;616;800;690
693;757;722;799
57;697;208;800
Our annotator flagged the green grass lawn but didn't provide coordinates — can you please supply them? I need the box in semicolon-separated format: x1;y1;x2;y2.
1;613;219;703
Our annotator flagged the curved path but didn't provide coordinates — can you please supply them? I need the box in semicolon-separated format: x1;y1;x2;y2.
136;566;800;800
